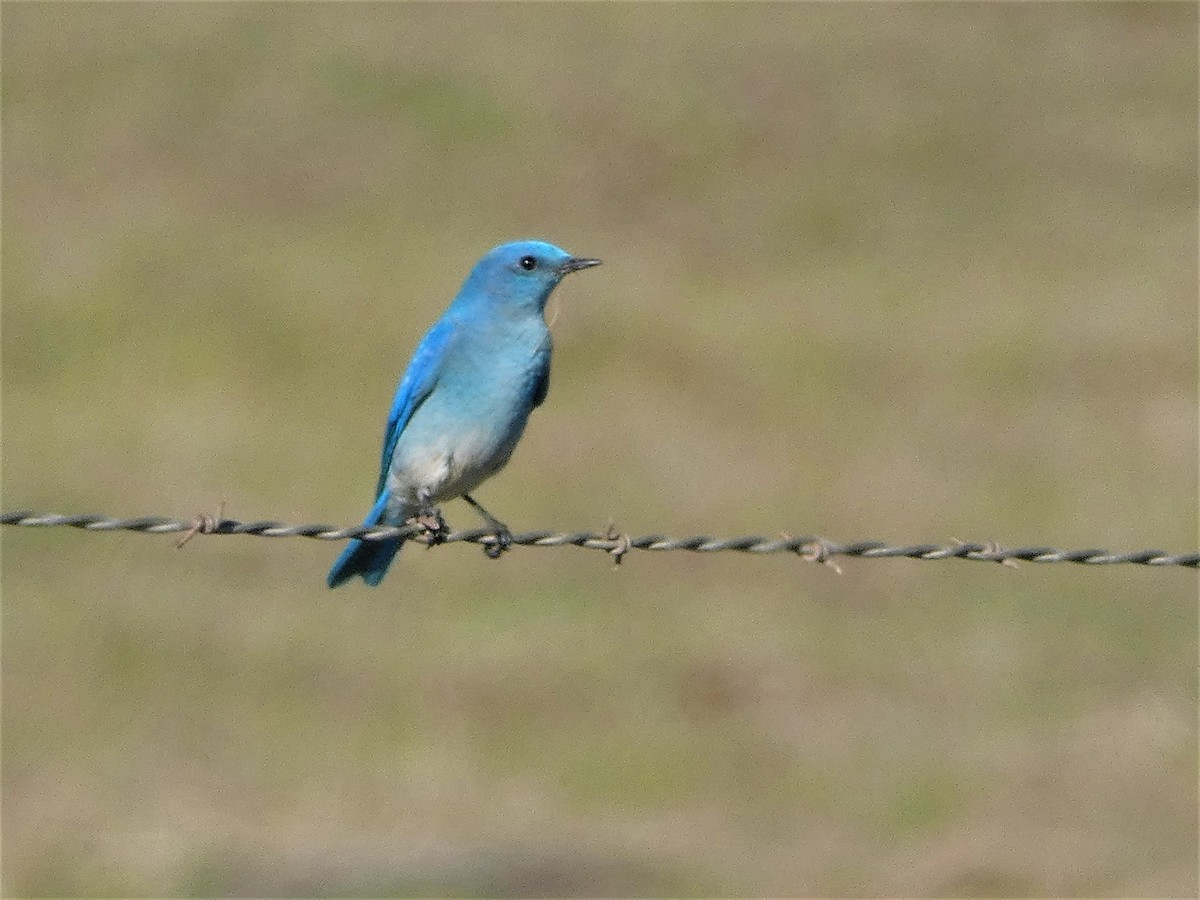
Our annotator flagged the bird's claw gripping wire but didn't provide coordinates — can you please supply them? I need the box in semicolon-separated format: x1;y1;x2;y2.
463;493;511;559
482;531;511;559
411;506;449;546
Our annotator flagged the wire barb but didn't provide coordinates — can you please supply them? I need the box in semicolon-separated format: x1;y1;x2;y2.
175;499;226;549
784;533;844;575
604;522;632;566
3;509;1197;569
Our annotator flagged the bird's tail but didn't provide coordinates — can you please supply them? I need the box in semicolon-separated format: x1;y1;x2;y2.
327;493;406;588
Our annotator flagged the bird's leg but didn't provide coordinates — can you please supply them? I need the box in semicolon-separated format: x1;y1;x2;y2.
411;488;449;544
462;493;512;558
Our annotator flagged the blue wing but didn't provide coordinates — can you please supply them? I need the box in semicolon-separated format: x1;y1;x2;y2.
374;316;456;497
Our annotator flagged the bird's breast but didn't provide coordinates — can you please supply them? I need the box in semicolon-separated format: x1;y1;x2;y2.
386;321;549;505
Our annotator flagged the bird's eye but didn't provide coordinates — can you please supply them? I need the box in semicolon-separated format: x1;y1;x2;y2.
518;255;537;271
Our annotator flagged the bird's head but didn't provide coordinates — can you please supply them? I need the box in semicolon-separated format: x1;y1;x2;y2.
459;240;602;316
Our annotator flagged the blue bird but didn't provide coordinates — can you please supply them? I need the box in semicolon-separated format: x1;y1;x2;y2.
328;240;601;588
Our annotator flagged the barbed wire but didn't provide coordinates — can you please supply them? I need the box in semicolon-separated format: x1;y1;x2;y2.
2;509;1196;569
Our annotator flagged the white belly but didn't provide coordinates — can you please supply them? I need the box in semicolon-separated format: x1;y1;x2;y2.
385;424;517;515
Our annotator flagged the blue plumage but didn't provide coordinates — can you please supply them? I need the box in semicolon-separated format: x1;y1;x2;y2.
328;240;601;588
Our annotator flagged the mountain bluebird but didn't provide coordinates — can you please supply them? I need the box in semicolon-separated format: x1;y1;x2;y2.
327;240;601;588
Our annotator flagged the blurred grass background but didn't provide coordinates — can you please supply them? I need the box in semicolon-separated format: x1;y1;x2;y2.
2;3;1196;896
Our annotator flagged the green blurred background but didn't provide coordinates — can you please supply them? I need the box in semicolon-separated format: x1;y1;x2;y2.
3;3;1196;896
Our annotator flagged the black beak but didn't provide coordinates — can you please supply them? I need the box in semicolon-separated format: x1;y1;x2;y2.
559;256;602;275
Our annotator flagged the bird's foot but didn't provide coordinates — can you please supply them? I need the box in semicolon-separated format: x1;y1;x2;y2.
411;507;449;545
462;493;511;559
483;524;512;559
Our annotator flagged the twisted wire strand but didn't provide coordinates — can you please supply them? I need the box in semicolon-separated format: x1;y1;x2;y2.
3;510;1197;568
